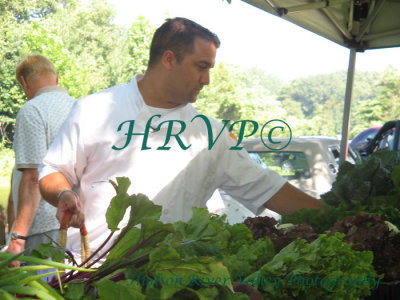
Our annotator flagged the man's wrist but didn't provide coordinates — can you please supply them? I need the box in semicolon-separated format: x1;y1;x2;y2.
11;232;28;241
57;189;78;201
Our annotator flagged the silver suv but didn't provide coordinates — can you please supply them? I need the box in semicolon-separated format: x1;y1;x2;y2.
215;136;356;224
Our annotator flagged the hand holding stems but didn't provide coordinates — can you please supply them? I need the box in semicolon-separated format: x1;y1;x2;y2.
5;239;25;267
56;191;85;229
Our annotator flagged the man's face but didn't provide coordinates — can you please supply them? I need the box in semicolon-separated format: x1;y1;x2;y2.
167;37;217;106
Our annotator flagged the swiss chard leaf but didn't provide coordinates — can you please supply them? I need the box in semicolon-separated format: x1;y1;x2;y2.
30;242;66;263
106;177;133;231
129;193;162;227
94;279;145;300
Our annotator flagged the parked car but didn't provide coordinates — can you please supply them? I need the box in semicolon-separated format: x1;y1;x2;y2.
357;121;400;158
215;136;356;224
349;126;381;152
245;136;356;197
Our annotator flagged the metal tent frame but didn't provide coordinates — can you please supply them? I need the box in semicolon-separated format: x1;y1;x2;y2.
241;0;400;163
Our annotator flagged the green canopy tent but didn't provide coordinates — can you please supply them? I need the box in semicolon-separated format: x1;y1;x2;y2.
241;0;400;163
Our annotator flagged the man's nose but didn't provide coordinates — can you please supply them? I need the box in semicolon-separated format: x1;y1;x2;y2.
200;71;210;85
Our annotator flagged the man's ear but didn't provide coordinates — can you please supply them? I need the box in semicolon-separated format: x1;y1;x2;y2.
55;74;59;85
161;50;176;71
19;76;33;99
20;76;29;90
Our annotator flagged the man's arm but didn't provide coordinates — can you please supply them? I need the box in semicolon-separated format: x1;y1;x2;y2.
39;172;85;228
7;192;15;233
6;173;15;233
263;182;323;215
5;168;41;266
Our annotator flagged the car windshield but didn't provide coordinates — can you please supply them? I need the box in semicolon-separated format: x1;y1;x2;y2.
248;152;267;169
249;151;310;180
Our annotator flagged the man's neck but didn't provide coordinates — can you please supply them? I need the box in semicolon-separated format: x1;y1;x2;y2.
34;85;65;98
137;73;177;109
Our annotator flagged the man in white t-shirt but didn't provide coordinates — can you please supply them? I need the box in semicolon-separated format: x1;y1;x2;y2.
6;55;75;267
38;18;322;258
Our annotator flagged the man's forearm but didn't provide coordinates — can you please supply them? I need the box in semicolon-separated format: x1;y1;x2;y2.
264;182;323;215
7;191;15;232
39;172;72;206
13;169;41;237
7;173;15;232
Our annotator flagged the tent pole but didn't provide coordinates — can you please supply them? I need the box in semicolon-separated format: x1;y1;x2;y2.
339;47;357;165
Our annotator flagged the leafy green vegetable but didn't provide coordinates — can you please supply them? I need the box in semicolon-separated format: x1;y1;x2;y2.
282;150;400;232
2;177;381;299
245;233;378;300
30;241;67;263
0;251;92;300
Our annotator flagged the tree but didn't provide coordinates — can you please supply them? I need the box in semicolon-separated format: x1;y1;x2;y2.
0;21;25;144
0;0;77;145
275;70;383;137
195;63;287;137
0;0;154;145
241;67;283;95
277;72;347;118
0;0;75;23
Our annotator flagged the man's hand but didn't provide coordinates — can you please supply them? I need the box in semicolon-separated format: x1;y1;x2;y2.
39;172;85;227
5;239;25;267
57;191;85;228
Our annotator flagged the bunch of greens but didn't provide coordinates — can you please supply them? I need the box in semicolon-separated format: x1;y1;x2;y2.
281;149;400;233
323;150;400;219
59;177;376;300
171;208;276;283
0;250;93;299
243;216;319;252
329;214;400;281
244;233;379;300
50;177;262;300
1;177;379;299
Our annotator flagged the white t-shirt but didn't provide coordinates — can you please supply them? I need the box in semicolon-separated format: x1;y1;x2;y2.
12;86;75;236
39;75;286;255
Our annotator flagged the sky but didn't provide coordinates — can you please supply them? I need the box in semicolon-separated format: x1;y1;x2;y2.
110;0;400;82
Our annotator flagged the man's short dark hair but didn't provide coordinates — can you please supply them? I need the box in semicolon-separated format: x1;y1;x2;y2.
148;17;220;67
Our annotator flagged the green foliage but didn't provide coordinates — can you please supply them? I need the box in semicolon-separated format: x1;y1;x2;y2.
0;0;76;23
195;63;287;137
245;233;378;300
30;242;68;263
56;178;244;299
1;177;379;299
91;178;377;299
0;21;25;145
0;0;154;146
275;70;383;137
0;145;14;181
0;0;79;145
0;250;93;300
0;145;13;208
125;16;155;79
282;150;400;233
280;205;351;234
353;66;400;128
277;72;346;117
45;0;131;96
172;208;275;280
2;1;400;147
